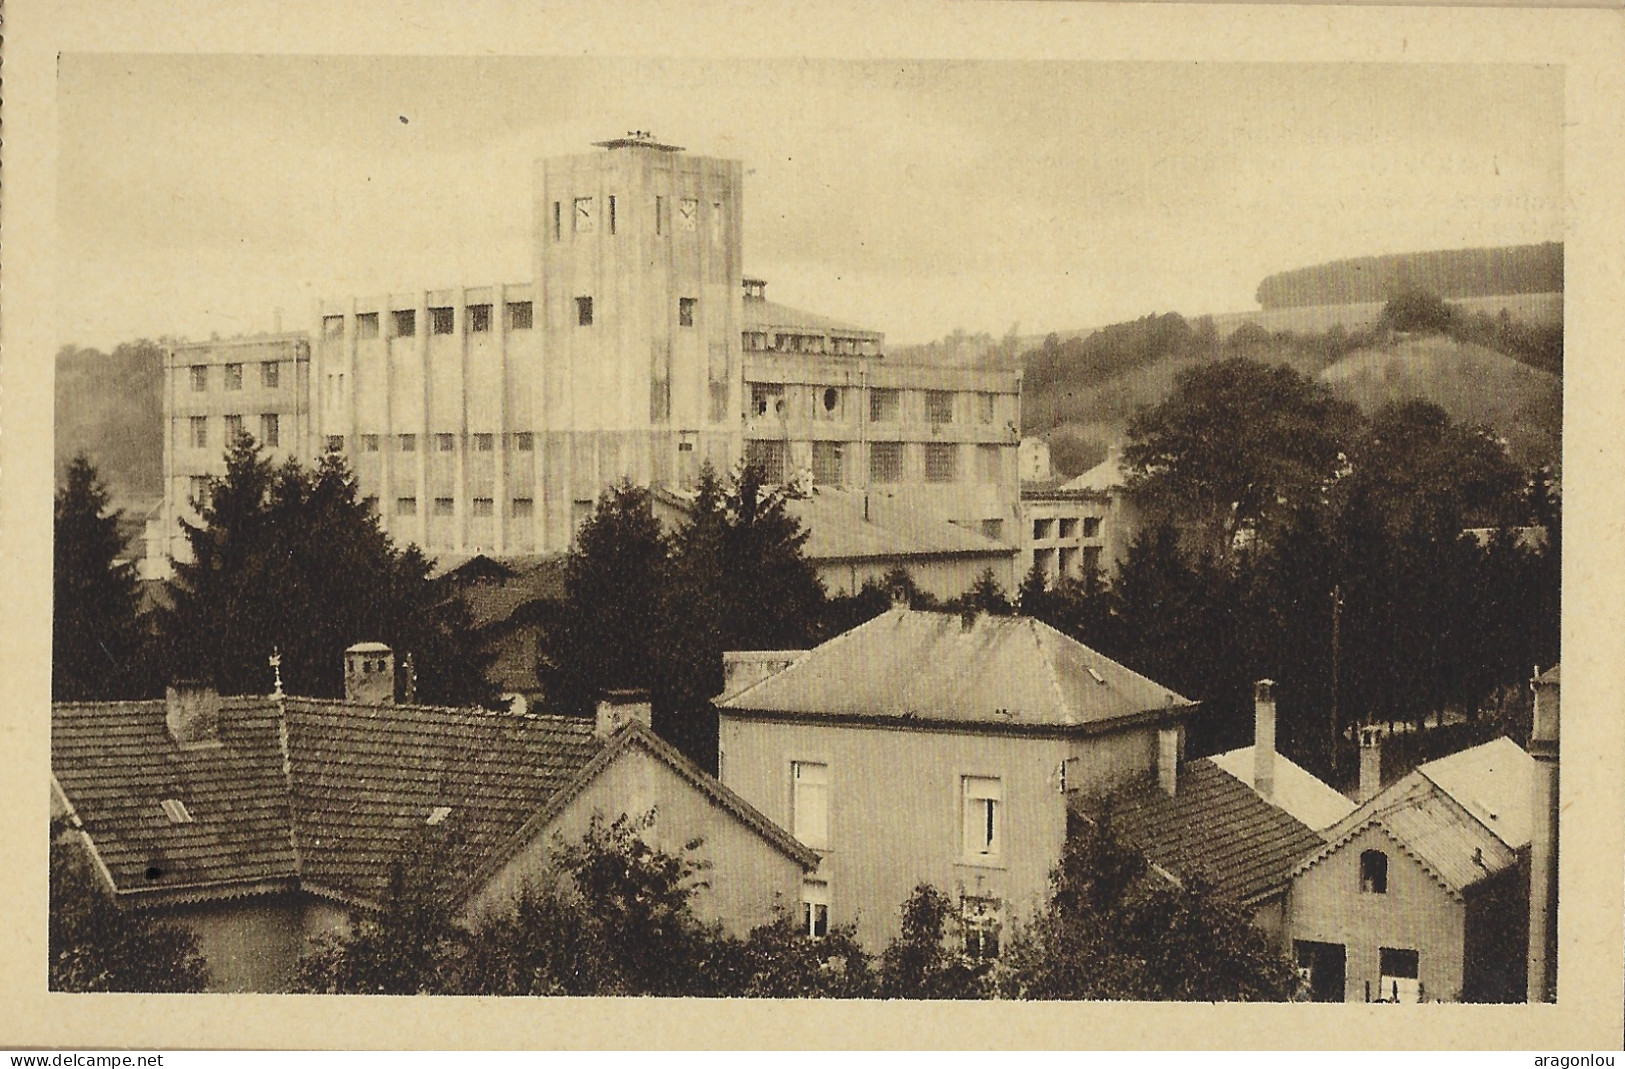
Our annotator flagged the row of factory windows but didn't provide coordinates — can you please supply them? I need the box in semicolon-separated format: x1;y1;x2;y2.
188;361;281;393
321;302;535;342
318;432;537;454
365;496;535;519
750;383;1002;426
742;332;877;357
1032;515;1103;541
745;440;1004;487
187;414;281;449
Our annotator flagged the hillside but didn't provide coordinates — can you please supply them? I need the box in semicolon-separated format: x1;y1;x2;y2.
55;342;166;513
1318;336;1561;470
1255;243;1562;308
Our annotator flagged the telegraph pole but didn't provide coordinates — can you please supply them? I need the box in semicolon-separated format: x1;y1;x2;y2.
1330;584;1343;778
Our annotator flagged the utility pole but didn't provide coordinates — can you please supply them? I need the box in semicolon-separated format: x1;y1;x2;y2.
1330;584;1343;778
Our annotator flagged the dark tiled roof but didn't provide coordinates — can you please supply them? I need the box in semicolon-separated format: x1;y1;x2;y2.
719;608;1192;731
51;698;299;900
281;698;600;904
56;693;814;911
1090;759;1326;905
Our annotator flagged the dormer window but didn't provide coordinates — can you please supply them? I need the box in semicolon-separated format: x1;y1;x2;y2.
1360;849;1388;894
160;798;194;824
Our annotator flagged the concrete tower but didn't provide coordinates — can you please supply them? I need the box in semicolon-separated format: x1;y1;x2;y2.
535;134;745;550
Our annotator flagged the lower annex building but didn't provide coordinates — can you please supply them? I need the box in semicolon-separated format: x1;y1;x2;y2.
155;135;1021;575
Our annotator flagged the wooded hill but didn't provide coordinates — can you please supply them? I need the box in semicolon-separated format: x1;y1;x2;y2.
1254;242;1562;309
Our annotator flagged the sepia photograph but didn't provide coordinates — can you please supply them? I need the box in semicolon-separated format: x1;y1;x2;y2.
8;0;1625;1052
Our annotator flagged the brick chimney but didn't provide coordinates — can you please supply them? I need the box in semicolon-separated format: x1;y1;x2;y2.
165;681;221;747
1156;724;1181;796
344;642;396;705
1253;679;1277;802
596;689;653;739
1358;724;1384;803
720;650;805;702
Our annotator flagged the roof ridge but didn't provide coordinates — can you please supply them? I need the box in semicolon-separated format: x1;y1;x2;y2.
283;694;591;726
719;608;898;709
1028;618;1074;724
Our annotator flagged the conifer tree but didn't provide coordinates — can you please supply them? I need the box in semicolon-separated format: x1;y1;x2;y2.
53;454;144;700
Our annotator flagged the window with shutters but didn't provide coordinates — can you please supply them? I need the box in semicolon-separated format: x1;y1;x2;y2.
962;776;1002;859
792;761;829;850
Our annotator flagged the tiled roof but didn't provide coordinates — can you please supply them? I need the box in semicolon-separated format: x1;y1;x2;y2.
51;698;299;900
1293;739;1535;899
281;698;601;905
55;693;814;911
742;298;879;339
718;608;1192;730
1208;745;1357;831
1090;759;1326;905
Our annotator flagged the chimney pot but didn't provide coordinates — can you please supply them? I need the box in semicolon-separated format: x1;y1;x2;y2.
344;642;396;705
1253;678;1277;802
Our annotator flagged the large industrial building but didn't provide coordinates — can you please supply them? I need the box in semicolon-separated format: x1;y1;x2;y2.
157;135;1022;571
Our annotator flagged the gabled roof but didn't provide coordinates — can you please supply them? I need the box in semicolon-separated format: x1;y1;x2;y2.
1209;745;1357;832
1089;759;1326;905
1292;738;1534;900
52;698;299;901
1063;453;1131;495
718;608;1192;731
55;692;814;911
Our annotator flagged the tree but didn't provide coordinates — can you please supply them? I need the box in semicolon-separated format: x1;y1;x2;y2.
50;823;210;992
54;455;146;700
537;480;672;716
1122;358;1360;562
163;437;490;702
875;884;993;999
1382;287;1456;333
1000;815;1298;1001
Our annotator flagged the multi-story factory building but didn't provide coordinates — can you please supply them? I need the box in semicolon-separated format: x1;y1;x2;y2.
157;136;1021;568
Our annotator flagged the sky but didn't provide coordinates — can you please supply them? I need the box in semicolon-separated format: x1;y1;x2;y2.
57;57;1565;350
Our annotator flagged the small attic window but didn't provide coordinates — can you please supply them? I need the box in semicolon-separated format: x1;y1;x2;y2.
160;798;194;824
426;806;453;826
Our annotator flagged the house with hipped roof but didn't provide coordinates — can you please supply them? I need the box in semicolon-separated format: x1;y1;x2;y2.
1284;735;1535;1003
50;646;815;992
714;606;1197;952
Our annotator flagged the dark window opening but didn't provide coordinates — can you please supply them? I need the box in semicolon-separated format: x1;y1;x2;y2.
506;301;533;331
679;297;696;327
1360;849;1389;894
393;310;416;338
467;304;492;333
356;313;380;340
430;307;454;335
576;297;594;326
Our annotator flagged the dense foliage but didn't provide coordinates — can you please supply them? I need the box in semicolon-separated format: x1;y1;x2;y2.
1000;815;1299;1001
1254;243;1562;308
54;455;149;700
49;824;210;992
160;435;491;703
539;464;828;769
